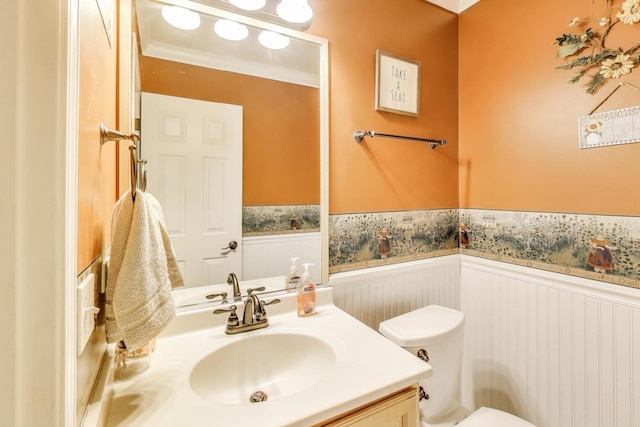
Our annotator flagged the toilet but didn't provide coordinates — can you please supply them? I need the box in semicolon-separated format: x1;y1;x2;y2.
379;305;536;427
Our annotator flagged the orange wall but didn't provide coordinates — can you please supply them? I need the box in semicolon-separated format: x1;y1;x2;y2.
139;57;320;206
459;0;640;216
77;0;118;271
308;0;460;214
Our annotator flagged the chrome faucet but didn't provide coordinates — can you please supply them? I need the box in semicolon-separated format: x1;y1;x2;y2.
227;272;241;300
243;293;261;326
213;289;281;334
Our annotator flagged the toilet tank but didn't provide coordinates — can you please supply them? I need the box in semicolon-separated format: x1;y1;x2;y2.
379;305;465;421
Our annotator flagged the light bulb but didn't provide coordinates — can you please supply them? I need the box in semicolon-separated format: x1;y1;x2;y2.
258;31;290;50
161;5;201;30
214;19;249;41
229;0;266;11
276;0;313;24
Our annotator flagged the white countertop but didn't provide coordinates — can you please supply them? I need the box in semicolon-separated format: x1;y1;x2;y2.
100;287;431;427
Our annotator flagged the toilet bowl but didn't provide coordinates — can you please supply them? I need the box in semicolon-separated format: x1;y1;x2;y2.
379;305;536;427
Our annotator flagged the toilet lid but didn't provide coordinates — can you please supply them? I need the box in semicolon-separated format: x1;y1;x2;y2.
378;305;464;347
457;407;536;427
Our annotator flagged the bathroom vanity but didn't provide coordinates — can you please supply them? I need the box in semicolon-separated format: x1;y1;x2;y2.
89;287;430;426
317;385;418;426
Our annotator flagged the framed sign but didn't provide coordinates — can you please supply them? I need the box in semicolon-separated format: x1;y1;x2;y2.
375;49;421;117
578;105;640;149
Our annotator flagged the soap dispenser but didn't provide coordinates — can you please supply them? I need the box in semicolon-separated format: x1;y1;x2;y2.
285;257;301;292
297;263;316;317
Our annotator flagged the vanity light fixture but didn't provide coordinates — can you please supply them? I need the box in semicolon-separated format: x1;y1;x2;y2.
161;5;201;30
229;0;266;11
275;0;313;24
214;19;249;41
258;30;290;50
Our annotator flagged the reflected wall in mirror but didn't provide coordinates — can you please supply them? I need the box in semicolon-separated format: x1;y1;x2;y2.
134;0;328;306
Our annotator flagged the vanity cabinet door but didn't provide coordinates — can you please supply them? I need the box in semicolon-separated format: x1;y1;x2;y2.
319;386;419;427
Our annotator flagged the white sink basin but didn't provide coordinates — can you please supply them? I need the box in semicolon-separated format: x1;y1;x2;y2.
101;288;432;427
189;331;336;405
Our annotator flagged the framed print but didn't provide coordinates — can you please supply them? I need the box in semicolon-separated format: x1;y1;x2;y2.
375;49;421;117
578;105;640;149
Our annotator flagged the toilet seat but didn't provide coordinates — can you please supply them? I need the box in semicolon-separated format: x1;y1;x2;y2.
456;407;536;427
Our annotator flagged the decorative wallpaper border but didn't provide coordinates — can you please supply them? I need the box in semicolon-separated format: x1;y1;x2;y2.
459;209;640;289
328;208;640;290
243;205;320;236
329;209;459;273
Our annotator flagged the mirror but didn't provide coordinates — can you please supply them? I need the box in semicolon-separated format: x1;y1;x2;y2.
134;0;328;308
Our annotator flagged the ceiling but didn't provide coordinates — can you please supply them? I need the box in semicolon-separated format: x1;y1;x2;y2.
425;0;480;13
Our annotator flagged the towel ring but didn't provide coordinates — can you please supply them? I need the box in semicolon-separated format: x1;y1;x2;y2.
100;123;143;202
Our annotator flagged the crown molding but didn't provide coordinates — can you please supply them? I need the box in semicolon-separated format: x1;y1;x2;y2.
141;41;320;88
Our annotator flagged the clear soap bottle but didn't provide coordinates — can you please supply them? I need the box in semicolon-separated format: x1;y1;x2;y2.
297;263;316;317
285;257;301;292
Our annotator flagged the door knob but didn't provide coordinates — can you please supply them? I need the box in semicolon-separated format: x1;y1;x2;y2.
221;240;238;251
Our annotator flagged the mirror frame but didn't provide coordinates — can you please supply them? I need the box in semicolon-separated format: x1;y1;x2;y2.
143;0;329;285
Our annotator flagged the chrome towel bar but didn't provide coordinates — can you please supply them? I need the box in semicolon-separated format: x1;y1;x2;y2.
353;130;446;149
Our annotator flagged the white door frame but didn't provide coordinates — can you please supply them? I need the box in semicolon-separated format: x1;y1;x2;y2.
6;2;327;425
8;0;78;425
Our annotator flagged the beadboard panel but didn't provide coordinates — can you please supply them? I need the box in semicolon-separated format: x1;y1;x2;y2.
242;232;322;283
329;256;461;330
460;255;640;427
329;254;639;426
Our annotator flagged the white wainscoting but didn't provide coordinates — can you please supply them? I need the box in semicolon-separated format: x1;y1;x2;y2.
460;255;640;427
242;232;321;283
329;255;461;330
329;254;640;427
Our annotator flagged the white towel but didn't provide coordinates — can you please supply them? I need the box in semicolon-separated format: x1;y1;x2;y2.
105;190;183;350
145;192;184;290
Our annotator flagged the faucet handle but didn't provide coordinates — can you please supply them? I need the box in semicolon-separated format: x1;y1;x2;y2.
254;298;281;322
213;305;239;328
205;292;228;302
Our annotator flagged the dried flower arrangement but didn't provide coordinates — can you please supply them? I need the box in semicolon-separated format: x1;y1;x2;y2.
555;0;640;94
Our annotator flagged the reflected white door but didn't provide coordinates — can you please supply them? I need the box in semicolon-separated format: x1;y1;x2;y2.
141;92;242;287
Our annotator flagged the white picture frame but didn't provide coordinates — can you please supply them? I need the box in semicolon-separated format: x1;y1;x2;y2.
375;49;421;117
579;105;640;149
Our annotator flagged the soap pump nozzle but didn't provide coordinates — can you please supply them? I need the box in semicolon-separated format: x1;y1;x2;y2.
301;263;314;281
285;257;301;291
289;257;300;273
